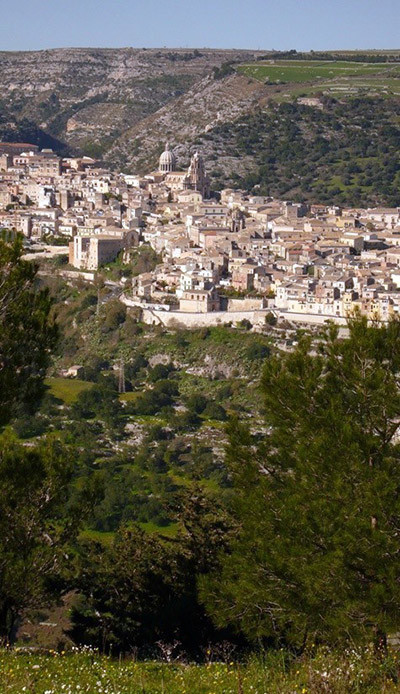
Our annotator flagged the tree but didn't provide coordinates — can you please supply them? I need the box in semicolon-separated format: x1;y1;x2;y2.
0;236;57;425
72;384;122;429
203;401;227;421
0;237;95;644
148;362;174;382
185;393;208;414
102;299;126;332
71;491;236;655
0;432;78;643
265;311;277;327
201;317;400;648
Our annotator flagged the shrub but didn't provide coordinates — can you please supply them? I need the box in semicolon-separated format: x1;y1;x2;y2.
185;393;208;414
246;342;270;361
13;415;48;439
203;401;227;421
148;363;174;382
265;311;277;326
239;319;252;330
103;299;127;332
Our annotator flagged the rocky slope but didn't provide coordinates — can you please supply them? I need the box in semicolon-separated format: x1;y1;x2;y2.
106;71;273;173
0;47;262;157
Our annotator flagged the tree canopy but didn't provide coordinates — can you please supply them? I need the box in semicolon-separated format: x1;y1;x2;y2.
0;235;57;425
201;317;400;648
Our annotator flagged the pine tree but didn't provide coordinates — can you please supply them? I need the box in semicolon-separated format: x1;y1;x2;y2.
0;235;57;425
201;317;400;648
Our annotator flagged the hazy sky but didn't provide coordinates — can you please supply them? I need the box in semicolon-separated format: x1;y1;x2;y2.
0;0;398;51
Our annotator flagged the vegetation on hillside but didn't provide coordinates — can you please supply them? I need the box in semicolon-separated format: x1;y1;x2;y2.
3;237;400;689
203;97;400;206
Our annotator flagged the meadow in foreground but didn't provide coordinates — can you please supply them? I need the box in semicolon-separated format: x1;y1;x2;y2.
1;647;400;693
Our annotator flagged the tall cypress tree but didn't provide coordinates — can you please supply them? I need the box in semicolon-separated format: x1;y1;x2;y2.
201;318;400;648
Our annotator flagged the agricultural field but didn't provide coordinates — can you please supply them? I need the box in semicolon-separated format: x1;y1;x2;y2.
237;59;400;83
45;377;92;404
2;647;400;693
236;60;400;100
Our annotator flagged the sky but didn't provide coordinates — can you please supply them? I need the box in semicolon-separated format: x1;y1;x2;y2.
0;0;398;52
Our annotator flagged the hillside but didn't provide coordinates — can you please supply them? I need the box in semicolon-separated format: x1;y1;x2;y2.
1;49;400;205
106;70;273;172
195;96;400;206
0;47;260;156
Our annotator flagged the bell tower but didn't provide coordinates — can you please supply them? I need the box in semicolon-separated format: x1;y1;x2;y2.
186;151;210;198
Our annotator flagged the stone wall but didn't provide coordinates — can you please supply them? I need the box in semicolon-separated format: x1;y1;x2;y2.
141;307;267;328
227;297;266;311
120;294;353;329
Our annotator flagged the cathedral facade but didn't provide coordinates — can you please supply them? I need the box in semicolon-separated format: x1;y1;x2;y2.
158;143;210;199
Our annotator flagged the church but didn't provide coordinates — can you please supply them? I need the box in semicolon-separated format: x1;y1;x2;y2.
157;143;210;199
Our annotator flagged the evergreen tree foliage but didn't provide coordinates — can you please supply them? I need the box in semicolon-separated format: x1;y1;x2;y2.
0;433;77;642
0;236;57;425
71;491;236;655
201;317;400;648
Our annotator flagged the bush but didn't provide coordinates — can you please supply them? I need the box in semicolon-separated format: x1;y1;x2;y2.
202;401;227;421
103;300;126;332
185;393;208;414
13;416;48;439
172;410;201;431
81;357;110;382
153;379;179;397
239;319;252;330
72;385;121;426
125;354;148;380
246;342;270;361
146;424;170;442
80;293;98;310
265;312;277;326
133;390;172;416
148;363;174;382
122;315;143;339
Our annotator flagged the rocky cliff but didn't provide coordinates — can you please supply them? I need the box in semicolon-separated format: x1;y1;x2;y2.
0;47;265;161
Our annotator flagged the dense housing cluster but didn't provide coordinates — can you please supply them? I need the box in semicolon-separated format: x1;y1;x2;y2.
1;140;400;328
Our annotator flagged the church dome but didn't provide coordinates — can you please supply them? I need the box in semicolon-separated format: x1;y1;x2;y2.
159;142;176;173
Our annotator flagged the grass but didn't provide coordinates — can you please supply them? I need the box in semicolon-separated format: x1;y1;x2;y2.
236;59;400;102
138;521;179;537
79;529;115;545
119;391;140;402
2;647;400;693
237;59;397;84
45;377;92;404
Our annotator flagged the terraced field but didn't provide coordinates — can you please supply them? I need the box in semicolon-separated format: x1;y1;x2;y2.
237;59;400;84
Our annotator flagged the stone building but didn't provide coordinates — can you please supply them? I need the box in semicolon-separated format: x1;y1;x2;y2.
157;144;210;199
158;142;176;173
179;287;220;313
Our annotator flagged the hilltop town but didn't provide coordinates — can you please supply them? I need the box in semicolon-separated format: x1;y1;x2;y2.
1;140;400;329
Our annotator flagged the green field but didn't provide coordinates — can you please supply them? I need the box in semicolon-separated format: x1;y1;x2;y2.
45;377;92;404
139;520;179;537
119;390;140;402
2;648;400;693
237;59;399;84
236;59;400;102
